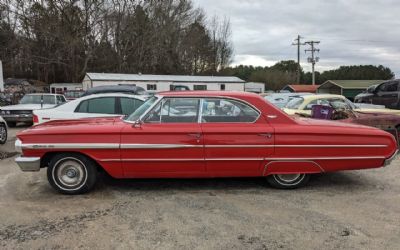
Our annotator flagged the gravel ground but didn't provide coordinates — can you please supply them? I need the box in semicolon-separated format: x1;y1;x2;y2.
1;126;400;249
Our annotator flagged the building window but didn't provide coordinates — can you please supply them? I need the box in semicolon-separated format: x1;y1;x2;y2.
194;85;207;90
220;84;225;90
147;84;157;91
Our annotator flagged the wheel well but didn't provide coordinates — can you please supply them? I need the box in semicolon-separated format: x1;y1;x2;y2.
40;151;104;172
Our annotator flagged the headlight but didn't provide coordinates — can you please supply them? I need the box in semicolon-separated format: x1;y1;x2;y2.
15;139;23;153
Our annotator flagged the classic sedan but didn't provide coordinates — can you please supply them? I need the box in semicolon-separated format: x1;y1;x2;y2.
283;94;400;116
33;93;146;124
15;91;398;194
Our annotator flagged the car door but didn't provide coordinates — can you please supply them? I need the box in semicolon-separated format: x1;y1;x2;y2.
120;97;205;176
372;81;399;108
200;98;274;176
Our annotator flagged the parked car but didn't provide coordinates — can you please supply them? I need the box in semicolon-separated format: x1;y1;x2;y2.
0;116;7;144
354;80;400;109
264;92;312;108
354;84;379;104
283;94;400;116
33;93;146;124
82;85;146;97
15;91;397;194
0;93;66;127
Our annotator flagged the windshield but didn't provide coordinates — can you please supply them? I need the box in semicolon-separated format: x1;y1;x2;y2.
125;96;158;121
19;95;56;105
285;97;304;109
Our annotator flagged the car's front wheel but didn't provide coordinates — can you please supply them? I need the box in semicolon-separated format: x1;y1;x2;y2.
0;123;7;144
47;153;97;194
266;174;310;189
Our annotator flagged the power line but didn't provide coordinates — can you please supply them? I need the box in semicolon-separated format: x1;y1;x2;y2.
292;35;305;83
305;40;320;85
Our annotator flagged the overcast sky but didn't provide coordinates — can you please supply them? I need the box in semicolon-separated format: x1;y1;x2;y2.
193;0;400;76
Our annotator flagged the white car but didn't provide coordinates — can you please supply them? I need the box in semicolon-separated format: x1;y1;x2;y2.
33;93;146;124
0;116;7;144
0;93;66;127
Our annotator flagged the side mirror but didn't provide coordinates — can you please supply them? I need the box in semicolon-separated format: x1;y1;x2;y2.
133;120;142;128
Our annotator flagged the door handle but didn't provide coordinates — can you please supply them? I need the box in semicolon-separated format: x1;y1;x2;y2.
187;133;201;139
258;133;273;139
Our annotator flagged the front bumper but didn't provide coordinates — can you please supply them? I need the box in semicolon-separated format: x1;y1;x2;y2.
384;149;399;167
15;156;41;172
2;114;33;123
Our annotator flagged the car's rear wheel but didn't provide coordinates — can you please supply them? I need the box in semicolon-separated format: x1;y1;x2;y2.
0;123;7;144
266;173;310;189
47;153;97;194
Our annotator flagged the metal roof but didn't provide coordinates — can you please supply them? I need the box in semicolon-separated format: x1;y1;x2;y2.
319;80;385;89
86;73;245;83
284;84;319;93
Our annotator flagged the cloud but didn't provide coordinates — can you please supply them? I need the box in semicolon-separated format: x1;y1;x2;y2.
193;0;400;76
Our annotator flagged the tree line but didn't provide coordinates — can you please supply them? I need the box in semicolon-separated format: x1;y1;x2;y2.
220;61;395;90
0;0;233;83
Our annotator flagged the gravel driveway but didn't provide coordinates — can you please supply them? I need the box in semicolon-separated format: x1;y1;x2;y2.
1;127;399;249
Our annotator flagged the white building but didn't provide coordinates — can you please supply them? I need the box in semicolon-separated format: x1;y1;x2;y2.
244;82;265;93
50;83;83;94
0;61;4;92
82;73;245;92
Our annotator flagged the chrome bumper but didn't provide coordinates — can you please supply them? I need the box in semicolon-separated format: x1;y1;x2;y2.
15;156;41;172
384;149;399;167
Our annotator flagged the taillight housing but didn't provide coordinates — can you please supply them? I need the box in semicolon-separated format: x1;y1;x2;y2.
33;114;39;124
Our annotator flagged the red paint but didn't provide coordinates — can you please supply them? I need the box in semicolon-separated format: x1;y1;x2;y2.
17;91;398;179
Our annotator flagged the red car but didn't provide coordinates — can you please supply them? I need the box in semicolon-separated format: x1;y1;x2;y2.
15;91;398;194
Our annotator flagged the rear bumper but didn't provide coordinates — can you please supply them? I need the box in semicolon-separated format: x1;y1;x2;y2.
384;149;399;167
2;114;33;123
15;156;41;172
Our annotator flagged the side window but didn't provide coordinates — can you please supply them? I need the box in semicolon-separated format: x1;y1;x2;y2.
147;84;157;91
201;98;259;123
386;82;398;92
75;97;116;114
194;85;207;90
76;100;88;112
305;99;329;110
144;98;199;123
120;98;144;115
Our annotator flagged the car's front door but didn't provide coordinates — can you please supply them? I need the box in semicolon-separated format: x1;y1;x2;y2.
120;97;205;177
200;98;274;176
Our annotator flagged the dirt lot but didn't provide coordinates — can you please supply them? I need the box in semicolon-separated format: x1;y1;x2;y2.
1;126;400;250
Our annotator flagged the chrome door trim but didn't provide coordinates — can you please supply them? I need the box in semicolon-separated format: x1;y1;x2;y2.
274;144;388;148
264;156;386;161
20;143;120;149
121;144;203;149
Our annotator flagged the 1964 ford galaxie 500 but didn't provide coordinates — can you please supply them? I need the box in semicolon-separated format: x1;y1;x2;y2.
15;91;398;194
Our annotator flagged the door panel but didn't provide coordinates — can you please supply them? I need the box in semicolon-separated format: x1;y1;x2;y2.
121;123;204;176
201;123;274;176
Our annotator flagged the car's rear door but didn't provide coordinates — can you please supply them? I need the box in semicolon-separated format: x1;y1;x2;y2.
200;98;274;176
120;97;205;177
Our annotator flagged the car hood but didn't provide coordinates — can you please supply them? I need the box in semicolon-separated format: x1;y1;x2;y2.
18;116;125;137
0;104;56;110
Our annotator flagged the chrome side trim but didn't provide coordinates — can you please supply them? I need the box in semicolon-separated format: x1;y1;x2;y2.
15;157;41;172
264;156;386;161
205;145;272;148
121;144;203;149
274;144;388;148
21;143;119;149
206;157;264;161
100;157;264;162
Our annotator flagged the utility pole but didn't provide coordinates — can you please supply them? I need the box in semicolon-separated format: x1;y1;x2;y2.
305;41;320;85
292;35;304;84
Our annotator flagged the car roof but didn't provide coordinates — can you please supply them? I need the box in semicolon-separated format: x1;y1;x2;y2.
159;91;260;99
25;93;60;96
82;85;145;96
76;92;147;101
301;94;345;101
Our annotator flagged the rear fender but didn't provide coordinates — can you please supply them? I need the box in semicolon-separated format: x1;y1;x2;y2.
263;161;325;176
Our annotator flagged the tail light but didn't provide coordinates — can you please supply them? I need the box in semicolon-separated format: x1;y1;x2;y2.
33;114;39;124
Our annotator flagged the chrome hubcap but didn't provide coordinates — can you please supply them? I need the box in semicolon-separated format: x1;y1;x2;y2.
276;174;301;182
56;160;85;187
